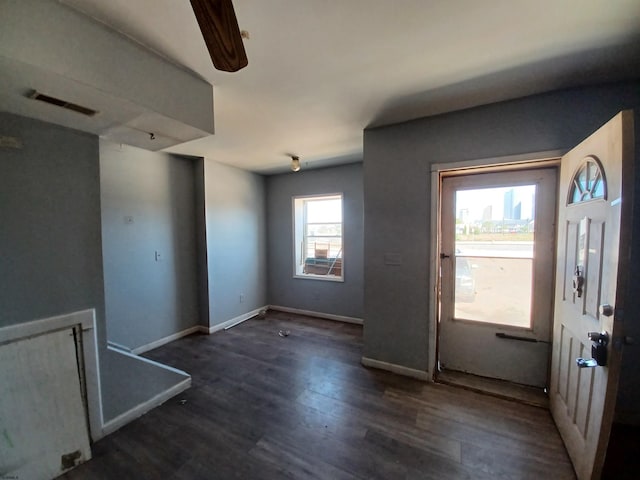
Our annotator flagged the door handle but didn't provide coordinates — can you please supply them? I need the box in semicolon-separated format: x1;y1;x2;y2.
572;266;584;297
576;358;598;368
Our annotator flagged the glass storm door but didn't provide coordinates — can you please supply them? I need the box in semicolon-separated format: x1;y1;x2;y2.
439;167;557;388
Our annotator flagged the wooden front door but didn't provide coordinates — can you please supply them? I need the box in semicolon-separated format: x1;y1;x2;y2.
550;111;634;480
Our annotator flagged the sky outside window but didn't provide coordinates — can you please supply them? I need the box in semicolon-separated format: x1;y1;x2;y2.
456;185;535;221
306;198;342;222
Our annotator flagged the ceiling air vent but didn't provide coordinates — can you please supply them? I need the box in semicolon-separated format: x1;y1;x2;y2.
28;90;99;116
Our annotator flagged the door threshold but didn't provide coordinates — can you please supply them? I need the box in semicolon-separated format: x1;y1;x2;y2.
436;369;549;408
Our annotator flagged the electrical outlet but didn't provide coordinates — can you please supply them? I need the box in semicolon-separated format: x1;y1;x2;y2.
239;293;245;303
155;251;162;262
124;215;134;224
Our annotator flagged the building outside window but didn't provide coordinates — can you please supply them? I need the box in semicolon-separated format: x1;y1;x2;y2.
293;194;343;280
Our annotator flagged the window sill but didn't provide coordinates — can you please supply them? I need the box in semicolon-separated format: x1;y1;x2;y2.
293;274;344;283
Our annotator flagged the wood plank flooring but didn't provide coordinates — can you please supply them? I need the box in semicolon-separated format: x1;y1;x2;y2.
62;311;576;479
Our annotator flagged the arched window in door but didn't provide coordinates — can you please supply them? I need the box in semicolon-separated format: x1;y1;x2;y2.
568;156;607;204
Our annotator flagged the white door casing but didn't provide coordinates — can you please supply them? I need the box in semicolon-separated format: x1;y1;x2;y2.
550;111;634;480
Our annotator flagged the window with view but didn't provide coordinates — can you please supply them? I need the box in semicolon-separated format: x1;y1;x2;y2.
293;194;343;280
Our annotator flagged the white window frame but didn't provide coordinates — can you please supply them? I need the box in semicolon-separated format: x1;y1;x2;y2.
292;193;344;282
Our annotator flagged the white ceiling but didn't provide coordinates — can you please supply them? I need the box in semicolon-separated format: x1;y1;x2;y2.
37;1;640;172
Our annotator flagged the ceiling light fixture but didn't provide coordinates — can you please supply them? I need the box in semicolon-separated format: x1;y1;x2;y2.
291;155;301;172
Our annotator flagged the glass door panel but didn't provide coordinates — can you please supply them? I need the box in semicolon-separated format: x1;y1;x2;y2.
453;185;536;328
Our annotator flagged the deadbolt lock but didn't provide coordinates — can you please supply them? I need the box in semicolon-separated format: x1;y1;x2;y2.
589;331;609;366
577;331;609;368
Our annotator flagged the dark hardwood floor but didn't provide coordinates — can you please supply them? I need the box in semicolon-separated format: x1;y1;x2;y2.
63;311;576;479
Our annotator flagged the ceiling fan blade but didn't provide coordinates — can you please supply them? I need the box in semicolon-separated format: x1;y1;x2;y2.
190;0;248;72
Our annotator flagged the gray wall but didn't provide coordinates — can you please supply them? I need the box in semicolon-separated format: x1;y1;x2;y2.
0;112;105;335
0;111;107;357
267;163;364;318
0;113;199;427
204;160;267;326
100;141;200;350
362;82;640;400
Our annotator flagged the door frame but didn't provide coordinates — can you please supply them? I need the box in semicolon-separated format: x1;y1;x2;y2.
428;150;565;380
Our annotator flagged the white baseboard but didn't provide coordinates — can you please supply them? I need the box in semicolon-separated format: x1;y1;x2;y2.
100;376;191;437
107;346;192;376
269;305;363;325
123;306;271;354
361;356;430;381
131;325;203;355
203;305;269;334
107;340;132;353
130;305;359;348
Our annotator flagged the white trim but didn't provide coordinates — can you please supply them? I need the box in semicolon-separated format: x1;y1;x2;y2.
107;340;132;353
0;308;93;344
97;348;190;439
430;149;565;173
292;273;345;283
269;305;363;325
428;169;440;380
131;325;202;355
0;309;104;442
111;307;271;348
107;346;191;377
202;306;269;334
361;356;430;381
100;376;191;437
292;192;345;281
291;192;344;201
